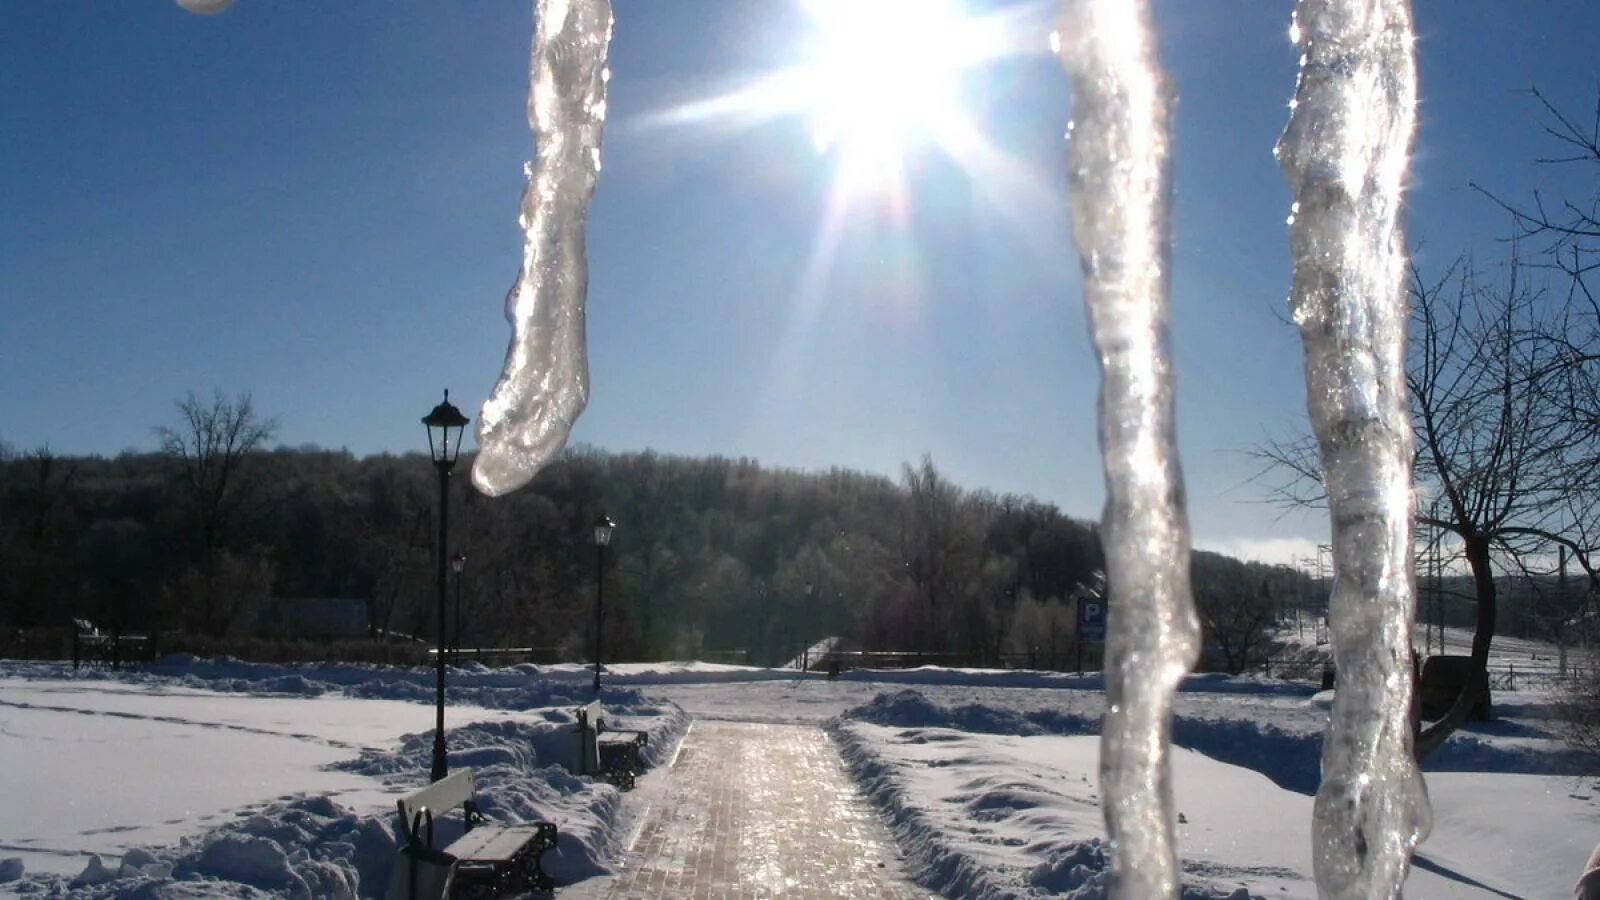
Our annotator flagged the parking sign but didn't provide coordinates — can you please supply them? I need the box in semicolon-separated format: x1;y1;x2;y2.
1077;598;1107;644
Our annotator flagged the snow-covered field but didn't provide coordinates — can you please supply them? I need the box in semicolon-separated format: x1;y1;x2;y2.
1;656;1594;898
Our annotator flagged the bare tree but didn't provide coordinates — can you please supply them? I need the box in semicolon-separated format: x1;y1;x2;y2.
156;390;278;634
1195;577;1282;675
1472;89;1600;521
1257;256;1600;758
1472;88;1599;307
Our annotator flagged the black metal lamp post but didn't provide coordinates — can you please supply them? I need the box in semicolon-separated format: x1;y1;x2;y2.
801;581;814;671
451;551;466;663
422;390;469;782
591;513;616;692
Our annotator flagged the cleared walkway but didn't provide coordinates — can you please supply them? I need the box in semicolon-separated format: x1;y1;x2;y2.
570;720;928;899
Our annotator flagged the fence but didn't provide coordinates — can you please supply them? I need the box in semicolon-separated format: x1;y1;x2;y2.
427;646;565;665
1238;655;1593;690
1482;661;1589;691
794;646;1109;675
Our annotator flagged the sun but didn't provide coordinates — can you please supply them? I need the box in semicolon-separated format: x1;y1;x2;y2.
795;0;980;188
639;0;1020;198
636;0;1052;232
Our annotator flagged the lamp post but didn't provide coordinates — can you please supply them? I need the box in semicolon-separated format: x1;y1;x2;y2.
422;390;469;783
801;581;814;671
451;551;466;663
591;513;616;692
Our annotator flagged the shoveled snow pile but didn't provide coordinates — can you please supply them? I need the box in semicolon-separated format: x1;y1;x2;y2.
0;658;689;898
829;687;1600;899
33;794;397;899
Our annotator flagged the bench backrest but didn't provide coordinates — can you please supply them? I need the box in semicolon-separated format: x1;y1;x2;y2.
396;768;474;844
73;618;98;635
573;701;603;775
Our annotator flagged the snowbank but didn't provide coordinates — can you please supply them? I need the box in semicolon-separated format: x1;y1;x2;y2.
829;686;1600;898
0;659;689;898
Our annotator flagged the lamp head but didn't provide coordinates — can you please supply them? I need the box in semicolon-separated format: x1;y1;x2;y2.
422;390;471;469
592;513;616;548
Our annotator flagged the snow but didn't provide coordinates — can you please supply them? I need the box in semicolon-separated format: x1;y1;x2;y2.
1;657;1593;898
827;686;1597;898
831;724;1308;898
0;682;413;876
1429;626;1562;666
0;658;687;897
832;717;1598;898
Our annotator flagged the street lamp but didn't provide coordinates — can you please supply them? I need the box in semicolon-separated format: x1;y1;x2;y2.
422;390;469;782
591;513;616;692
451;551;467;663
801;581;814;671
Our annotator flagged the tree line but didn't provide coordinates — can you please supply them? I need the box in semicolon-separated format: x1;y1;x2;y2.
0;396;1306;668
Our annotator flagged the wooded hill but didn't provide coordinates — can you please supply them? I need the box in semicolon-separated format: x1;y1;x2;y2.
0;442;1306;667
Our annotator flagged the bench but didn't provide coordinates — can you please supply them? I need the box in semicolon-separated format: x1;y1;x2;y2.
389;768;558;900
1418;654;1492;722
72;619;153;670
72;619;111;669
572;701;648;791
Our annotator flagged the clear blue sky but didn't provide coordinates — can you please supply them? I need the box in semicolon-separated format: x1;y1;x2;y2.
2;1;1596;564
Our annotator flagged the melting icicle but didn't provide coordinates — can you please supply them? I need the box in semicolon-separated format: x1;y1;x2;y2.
1276;1;1430;896
474;0;614;497
1054;2;1199;896
175;0;234;14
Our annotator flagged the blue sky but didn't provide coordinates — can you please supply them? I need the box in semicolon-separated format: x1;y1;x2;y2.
2;0;1596;564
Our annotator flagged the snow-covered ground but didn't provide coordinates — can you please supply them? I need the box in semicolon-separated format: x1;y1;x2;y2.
1;656;1594;898
630;666;1596;897
827;687;1599;898
1281;618;1577;670
0;658;688;898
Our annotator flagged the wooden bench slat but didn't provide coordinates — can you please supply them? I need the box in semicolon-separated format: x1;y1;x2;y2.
396;770;474;836
446;823;552;862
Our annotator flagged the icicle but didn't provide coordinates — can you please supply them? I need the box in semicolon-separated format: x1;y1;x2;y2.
1054;2;1199;896
474;0;614;496
1276;1;1431;896
175;0;234;14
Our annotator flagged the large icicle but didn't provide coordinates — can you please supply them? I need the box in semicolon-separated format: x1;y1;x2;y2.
474;0;613;496
175;0;234;14
1054;2;1199;896
1276;1;1430;896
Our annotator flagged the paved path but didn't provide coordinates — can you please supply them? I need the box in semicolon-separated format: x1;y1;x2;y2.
565;720;928;899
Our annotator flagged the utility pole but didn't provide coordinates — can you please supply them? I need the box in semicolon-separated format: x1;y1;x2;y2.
1559;546;1569;678
1440;506;1452;650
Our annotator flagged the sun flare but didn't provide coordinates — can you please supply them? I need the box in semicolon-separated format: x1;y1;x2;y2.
796;0;977;185
641;0;1031;203
634;0;1060;293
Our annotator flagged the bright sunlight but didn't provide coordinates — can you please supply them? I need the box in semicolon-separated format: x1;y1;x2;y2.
795;0;979;188
645;0;1018;200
